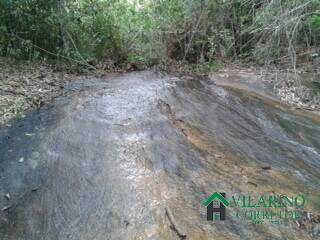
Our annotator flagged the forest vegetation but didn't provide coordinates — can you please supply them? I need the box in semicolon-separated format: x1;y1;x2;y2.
1;0;320;124
0;0;319;70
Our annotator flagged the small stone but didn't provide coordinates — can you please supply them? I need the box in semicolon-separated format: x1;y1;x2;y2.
4;193;10;200
1;206;11;211
124;220;130;227
261;166;271;170
247;181;258;187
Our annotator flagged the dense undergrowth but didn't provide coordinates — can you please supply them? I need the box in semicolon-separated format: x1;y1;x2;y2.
0;0;319;71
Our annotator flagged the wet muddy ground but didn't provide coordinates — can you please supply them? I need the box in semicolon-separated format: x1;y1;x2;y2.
0;71;319;239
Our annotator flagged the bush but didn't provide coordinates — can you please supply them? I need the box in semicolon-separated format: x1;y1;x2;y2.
0;0;319;69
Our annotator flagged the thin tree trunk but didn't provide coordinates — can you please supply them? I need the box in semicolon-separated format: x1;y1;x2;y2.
56;0;68;51
231;0;241;56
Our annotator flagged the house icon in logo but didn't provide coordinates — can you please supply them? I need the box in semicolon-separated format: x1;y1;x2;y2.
203;192;229;221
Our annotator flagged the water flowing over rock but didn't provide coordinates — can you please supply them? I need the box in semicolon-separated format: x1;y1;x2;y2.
0;71;319;239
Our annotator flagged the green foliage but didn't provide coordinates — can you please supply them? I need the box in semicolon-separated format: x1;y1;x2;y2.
0;0;319;69
310;0;320;28
0;0;59;58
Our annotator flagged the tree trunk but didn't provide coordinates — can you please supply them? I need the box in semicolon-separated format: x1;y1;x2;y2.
56;0;68;51
231;0;241;56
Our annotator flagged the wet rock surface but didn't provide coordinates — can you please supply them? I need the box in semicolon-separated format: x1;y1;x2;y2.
0;71;319;239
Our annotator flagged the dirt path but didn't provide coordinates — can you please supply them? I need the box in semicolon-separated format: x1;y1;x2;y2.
0;71;319;239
